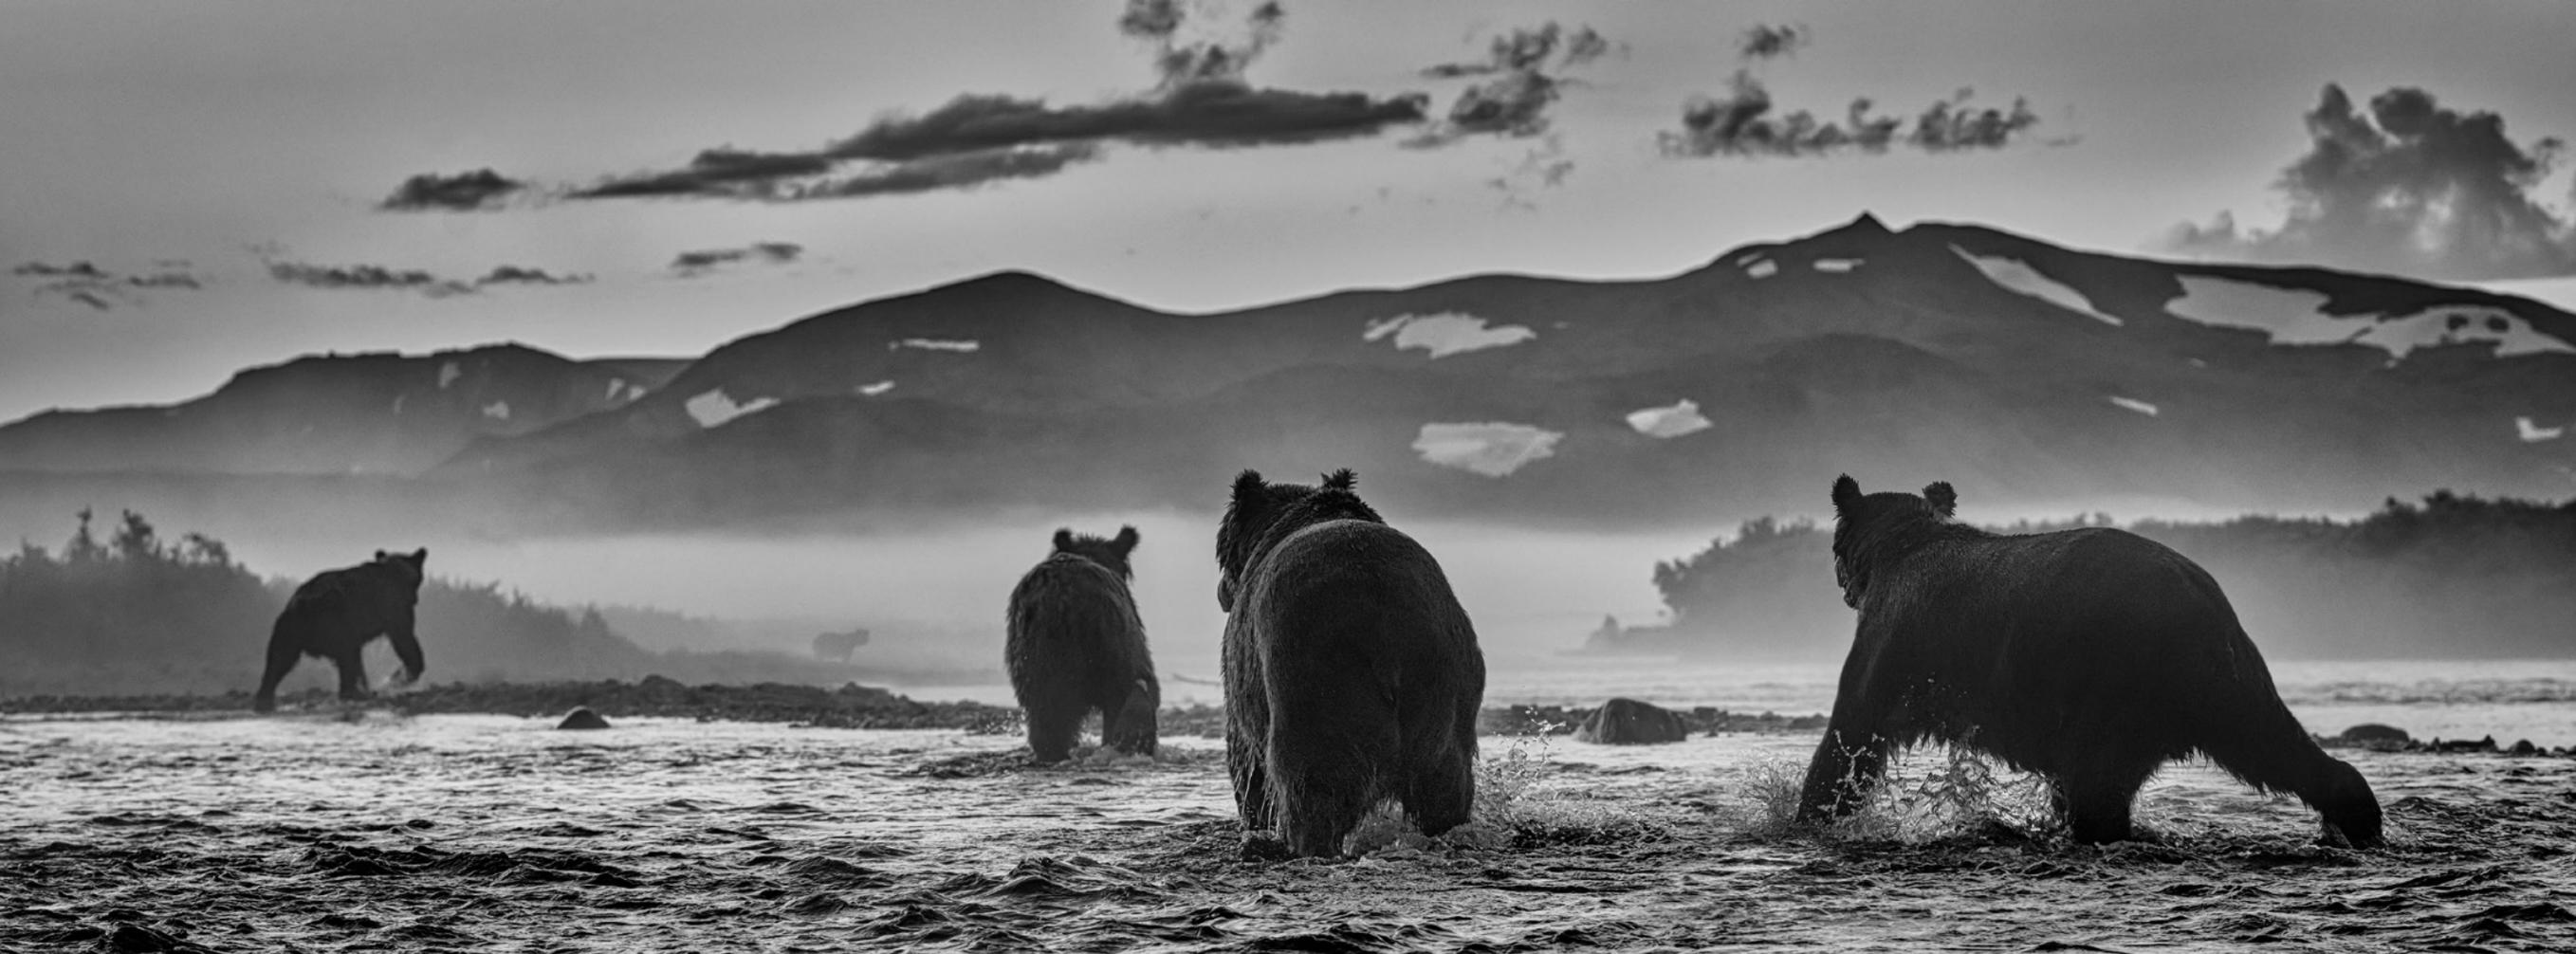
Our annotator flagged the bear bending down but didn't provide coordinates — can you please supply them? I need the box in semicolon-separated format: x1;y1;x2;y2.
253;548;430;713
1216;469;1486;857
1798;476;2382;847
1004;525;1159;762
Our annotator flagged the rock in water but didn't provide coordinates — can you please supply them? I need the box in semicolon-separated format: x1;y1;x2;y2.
2339;724;2411;745
557;706;611;730
1573;697;1691;744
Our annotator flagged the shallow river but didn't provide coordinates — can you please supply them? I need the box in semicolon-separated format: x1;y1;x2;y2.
5;712;2572;952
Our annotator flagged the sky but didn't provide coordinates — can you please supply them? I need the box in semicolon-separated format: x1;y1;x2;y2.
5;0;2574;423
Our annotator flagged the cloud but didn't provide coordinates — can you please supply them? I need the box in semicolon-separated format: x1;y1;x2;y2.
472;265;591;286
267;260;589;295
13;260;208;311
670;242;803;276
2162;84;2576;282
1657;72;2037;158
1411;22;1614;145
268;262;474;296
793;144;1101;200
380;169;525;211
1119;0;1288;90
1739;24;1810;61
523;1;1421;207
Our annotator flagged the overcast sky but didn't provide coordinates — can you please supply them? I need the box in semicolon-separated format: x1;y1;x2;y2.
5;0;2573;421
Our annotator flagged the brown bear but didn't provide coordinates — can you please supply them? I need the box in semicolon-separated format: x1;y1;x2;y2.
1216;468;1486;857
1004;526;1158;762
252;548;429;713
1798;476;2383;847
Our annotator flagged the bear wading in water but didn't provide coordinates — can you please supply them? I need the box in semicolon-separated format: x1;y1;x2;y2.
1004;525;1159;762
1216;468;1486;857
252;548;430;713
1799;476;2383;847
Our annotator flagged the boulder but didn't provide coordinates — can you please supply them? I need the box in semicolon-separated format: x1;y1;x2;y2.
557;706;611;730
2337;724;2412;746
1573;697;1691;744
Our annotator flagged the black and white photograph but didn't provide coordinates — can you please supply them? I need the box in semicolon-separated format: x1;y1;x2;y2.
4;1;2574;950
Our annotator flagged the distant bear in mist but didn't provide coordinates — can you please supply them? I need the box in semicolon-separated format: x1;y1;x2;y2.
252;548;430;713
812;628;871;663
1799;475;2382;847
1004;525;1158;762
1216;468;1486;857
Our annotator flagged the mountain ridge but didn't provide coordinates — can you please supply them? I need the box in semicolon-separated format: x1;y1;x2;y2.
4;214;2570;532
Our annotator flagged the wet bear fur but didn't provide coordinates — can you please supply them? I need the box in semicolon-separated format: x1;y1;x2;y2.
1004;525;1159;762
253;548;430;713
1216;468;1486;857
1798;476;2383;847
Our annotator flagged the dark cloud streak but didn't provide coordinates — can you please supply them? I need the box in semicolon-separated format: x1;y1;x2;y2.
1410;22;1615;148
1739;24;1810;61
670;242;803;276
14;261;209;311
1658;73;2037;158
2164;83;2576;282
267;260;590;296
380;169;524;211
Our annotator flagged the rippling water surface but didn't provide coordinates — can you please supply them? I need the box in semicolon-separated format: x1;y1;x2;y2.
6;699;2574;952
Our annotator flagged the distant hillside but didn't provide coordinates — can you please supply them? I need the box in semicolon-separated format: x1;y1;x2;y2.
5;214;2571;531
1599;490;2576;662
0;344;686;475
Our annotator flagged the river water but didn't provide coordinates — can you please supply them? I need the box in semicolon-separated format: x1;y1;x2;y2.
5;660;2574;952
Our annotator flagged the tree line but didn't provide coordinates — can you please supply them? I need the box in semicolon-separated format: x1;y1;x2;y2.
1603;491;2576;661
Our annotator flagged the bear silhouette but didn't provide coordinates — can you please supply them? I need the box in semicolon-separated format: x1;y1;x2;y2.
252;548;429;713
812;628;871;663
1216;468;1486;857
1004;525;1158;762
1798;476;2382;847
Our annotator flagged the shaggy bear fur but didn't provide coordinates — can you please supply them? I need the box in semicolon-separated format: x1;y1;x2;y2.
1004;525;1159;762
252;548;430;713
1216;468;1486;857
1797;476;2383;847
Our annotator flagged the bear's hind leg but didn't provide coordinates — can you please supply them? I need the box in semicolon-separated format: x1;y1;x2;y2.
1023;697;1083;763
2058;759;2161;844
1226;719;1273;831
334;650;372;702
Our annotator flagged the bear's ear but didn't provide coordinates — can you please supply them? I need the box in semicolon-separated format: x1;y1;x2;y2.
1831;474;1862;515
375;549;390;560
410;547;427;565
1230;469;1266;505
1923;482;1958;518
1113;524;1139;555
1052;528;1075;552
1321;468;1357;491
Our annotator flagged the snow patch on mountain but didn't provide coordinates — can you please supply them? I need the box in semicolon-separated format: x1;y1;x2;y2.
606;378;626;401
1625;399;1712;438
1950;246;2124;325
857;380;894;396
1413;422;1561;476
2108;395;2159;416
1362;312;1535;358
391;394;406;415
892;339;980;353
685;389;777;428
2518;416;2566;442
1813;258;1863;273
2166;276;2576;359
437;361;462;389
1745;260;1779;279
481;401;510;421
